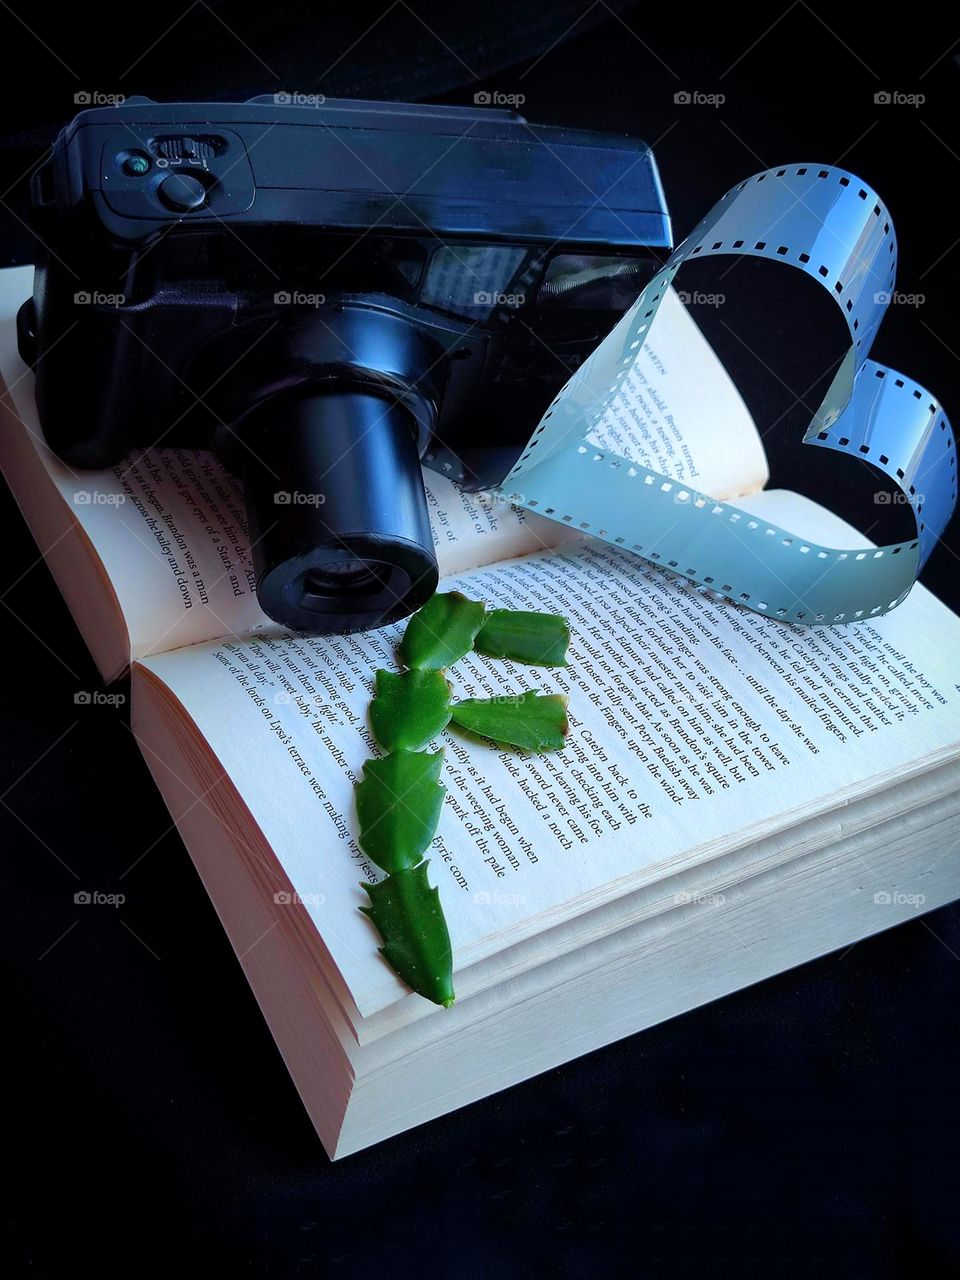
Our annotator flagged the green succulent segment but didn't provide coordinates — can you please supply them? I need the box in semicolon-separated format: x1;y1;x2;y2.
354;595;570;1008
451;690;569;751
474;610;571;666
399;591;487;671
360;861;455;1008
370;669;452;752
355;749;446;874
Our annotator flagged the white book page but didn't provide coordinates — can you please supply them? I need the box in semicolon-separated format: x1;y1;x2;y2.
139;497;960;1016
588;286;769;501
0;266;571;664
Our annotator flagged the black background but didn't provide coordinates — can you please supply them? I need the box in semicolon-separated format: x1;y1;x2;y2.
2;2;959;1273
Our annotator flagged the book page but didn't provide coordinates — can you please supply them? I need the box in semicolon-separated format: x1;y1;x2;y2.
587;286;769;501
139;502;960;1015
0;266;572;665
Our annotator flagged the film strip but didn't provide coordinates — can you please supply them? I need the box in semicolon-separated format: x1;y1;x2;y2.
502;164;956;625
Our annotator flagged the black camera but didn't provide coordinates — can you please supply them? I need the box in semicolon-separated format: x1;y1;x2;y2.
17;95;670;632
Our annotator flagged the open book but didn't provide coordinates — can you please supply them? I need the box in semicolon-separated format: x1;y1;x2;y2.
3;265;959;1156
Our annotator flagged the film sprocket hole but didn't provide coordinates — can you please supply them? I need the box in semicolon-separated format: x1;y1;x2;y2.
18;95;671;632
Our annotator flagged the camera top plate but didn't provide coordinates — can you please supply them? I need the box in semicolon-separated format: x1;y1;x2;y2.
34;96;671;248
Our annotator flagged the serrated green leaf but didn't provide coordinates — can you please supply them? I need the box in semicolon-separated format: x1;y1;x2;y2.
474;610;570;665
451;689;568;750
360;862;455;1007
370;669;451;752
399;591;486;670
355;750;445;874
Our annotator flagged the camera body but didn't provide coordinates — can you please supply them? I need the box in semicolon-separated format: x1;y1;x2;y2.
18;95;670;631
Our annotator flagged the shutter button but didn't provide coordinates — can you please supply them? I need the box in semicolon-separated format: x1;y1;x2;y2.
158;173;207;212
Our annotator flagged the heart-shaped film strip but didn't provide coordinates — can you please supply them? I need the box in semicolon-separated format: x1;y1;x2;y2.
501;164;956;625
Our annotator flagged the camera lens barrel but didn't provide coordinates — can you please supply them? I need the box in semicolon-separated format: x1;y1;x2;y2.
241;389;439;632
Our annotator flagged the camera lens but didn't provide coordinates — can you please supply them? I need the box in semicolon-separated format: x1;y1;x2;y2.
305;559;380;590
300;558;395;603
240;388;439;633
